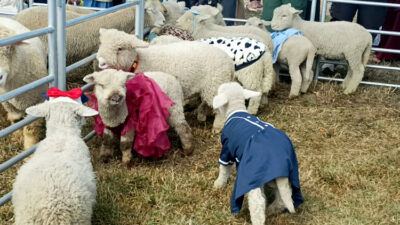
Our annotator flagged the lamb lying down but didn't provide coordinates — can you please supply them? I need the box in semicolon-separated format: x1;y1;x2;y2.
84;69;193;166
212;82;303;225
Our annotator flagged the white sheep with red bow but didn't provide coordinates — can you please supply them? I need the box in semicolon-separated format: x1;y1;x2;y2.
12;87;98;225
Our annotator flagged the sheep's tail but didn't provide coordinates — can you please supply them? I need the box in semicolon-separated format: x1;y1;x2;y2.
261;52;275;94
305;47;317;82
362;38;372;67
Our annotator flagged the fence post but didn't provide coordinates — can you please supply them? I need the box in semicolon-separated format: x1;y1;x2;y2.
48;0;58;88
135;0;145;40
56;0;67;90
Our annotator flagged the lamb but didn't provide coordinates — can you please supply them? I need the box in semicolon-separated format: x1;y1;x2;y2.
14;0;166;66
246;17;316;98
12;93;98;225
83;69;193;165
271;3;372;94
96;28;235;130
0;18;48;150
212;82;303;225
175;11;275;114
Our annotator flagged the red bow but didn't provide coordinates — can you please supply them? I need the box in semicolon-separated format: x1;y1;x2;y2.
47;87;82;100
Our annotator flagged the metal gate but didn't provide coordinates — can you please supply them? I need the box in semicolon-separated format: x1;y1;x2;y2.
0;0;145;206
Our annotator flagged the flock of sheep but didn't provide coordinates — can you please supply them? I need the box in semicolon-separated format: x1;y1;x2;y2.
0;0;373;224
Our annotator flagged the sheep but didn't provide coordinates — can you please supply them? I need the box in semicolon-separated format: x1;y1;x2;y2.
96;28;235;131
175;11;275;114
12;96;98;225
271;3;372;94
0;18;48;150
14;0;166;67
83;69;194;165
245;17;316;98
212;82;304;225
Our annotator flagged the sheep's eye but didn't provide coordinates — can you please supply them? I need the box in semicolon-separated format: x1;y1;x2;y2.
117;47;123;51
282;15;287;18
97;83;104;88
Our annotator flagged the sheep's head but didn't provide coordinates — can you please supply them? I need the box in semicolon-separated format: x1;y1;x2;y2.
83;69;135;107
213;82;261;117
97;28;149;71
146;4;166;28
176;10;211;33
270;4;302;31
145;0;168;15
245;17;270;32
0;27;22;87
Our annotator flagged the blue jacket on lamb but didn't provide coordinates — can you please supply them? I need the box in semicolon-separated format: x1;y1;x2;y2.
219;110;303;213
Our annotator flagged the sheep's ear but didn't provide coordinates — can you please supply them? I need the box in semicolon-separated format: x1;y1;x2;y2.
83;74;96;84
130;35;150;48
213;93;228;109
26;102;49;117
287;3;292;7
292;9;303;15
209;7;220;17
197;14;211;24
243;89;261;99
262;20;271;26
75;104;98;117
216;3;223;12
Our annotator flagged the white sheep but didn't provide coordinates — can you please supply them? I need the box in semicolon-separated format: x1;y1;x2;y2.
12;97;98;225
14;0;166;66
96;28;235;131
175;11;275;114
0;18;48;150
212;82;303;225
83;69;194;165
271;3;372;94
246;17;316;98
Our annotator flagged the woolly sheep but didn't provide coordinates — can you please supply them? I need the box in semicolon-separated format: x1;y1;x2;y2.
175;11;275;114
271;4;372;94
12;99;98;225
96;28;235;131
83;69;194;165
212;82;303;225
15;0;166;66
0;18;47;150
246;17;316;98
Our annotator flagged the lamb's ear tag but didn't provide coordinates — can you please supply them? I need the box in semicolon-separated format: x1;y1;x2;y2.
0;73;7;87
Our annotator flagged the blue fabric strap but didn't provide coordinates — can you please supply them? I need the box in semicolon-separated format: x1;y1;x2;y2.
191;10;200;35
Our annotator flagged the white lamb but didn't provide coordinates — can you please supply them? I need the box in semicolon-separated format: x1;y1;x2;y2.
175;11;275;114
83;69;193;165
96;28;235;131
12;97;98;225
246;17;316;98
271;3;372;94
212;82;303;225
14;0;166;66
0;18;48;150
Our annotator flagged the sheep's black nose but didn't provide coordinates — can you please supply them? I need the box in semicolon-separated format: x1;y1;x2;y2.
109;94;122;105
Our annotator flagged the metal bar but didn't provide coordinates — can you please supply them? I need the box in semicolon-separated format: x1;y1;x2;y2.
321;0;328;23
310;0;317;21
223;18;247;23
367;29;400;36
66;1;138;27
29;0;33;7
56;0;66;90
83;130;97;142
327;0;400;8
32;3;105;11
66;54;97;73
317;76;400;88
135;0;145;39
372;47;400;54
0;145;37;173
0;28;54;47
0;192;12;207
0;116;39;140
82;83;94;92
0;75;54;103
18;0;24;11
48;0;58;88
319;59;400;71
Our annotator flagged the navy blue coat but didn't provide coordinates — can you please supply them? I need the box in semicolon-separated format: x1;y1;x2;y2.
219;111;304;213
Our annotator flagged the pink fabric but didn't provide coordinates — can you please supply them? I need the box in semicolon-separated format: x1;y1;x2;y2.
88;73;174;158
376;0;400;60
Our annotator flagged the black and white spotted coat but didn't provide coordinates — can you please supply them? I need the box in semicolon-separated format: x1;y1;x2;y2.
199;37;266;70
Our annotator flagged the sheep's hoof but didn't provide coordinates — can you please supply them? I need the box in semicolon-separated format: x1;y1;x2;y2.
99;152;113;163
197;113;207;122
182;148;194;156
213;179;227;188
122;160;133;169
288;94;299;99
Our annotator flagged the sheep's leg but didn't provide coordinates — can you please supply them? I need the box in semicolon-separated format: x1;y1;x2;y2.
267;178;295;215
100;128;117;163
248;187;266;225
196;101;212;122
343;54;365;94
213;164;233;188
168;109;193;155
239;79;262;114
300;50;316;93
120;129;135;167
288;64;302;99
23;119;42;150
212;110;225;133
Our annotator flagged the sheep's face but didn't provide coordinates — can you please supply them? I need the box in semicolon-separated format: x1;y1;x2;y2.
83;69;135;108
146;5;166;28
271;4;300;31
97;28;149;71
146;0;168;15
